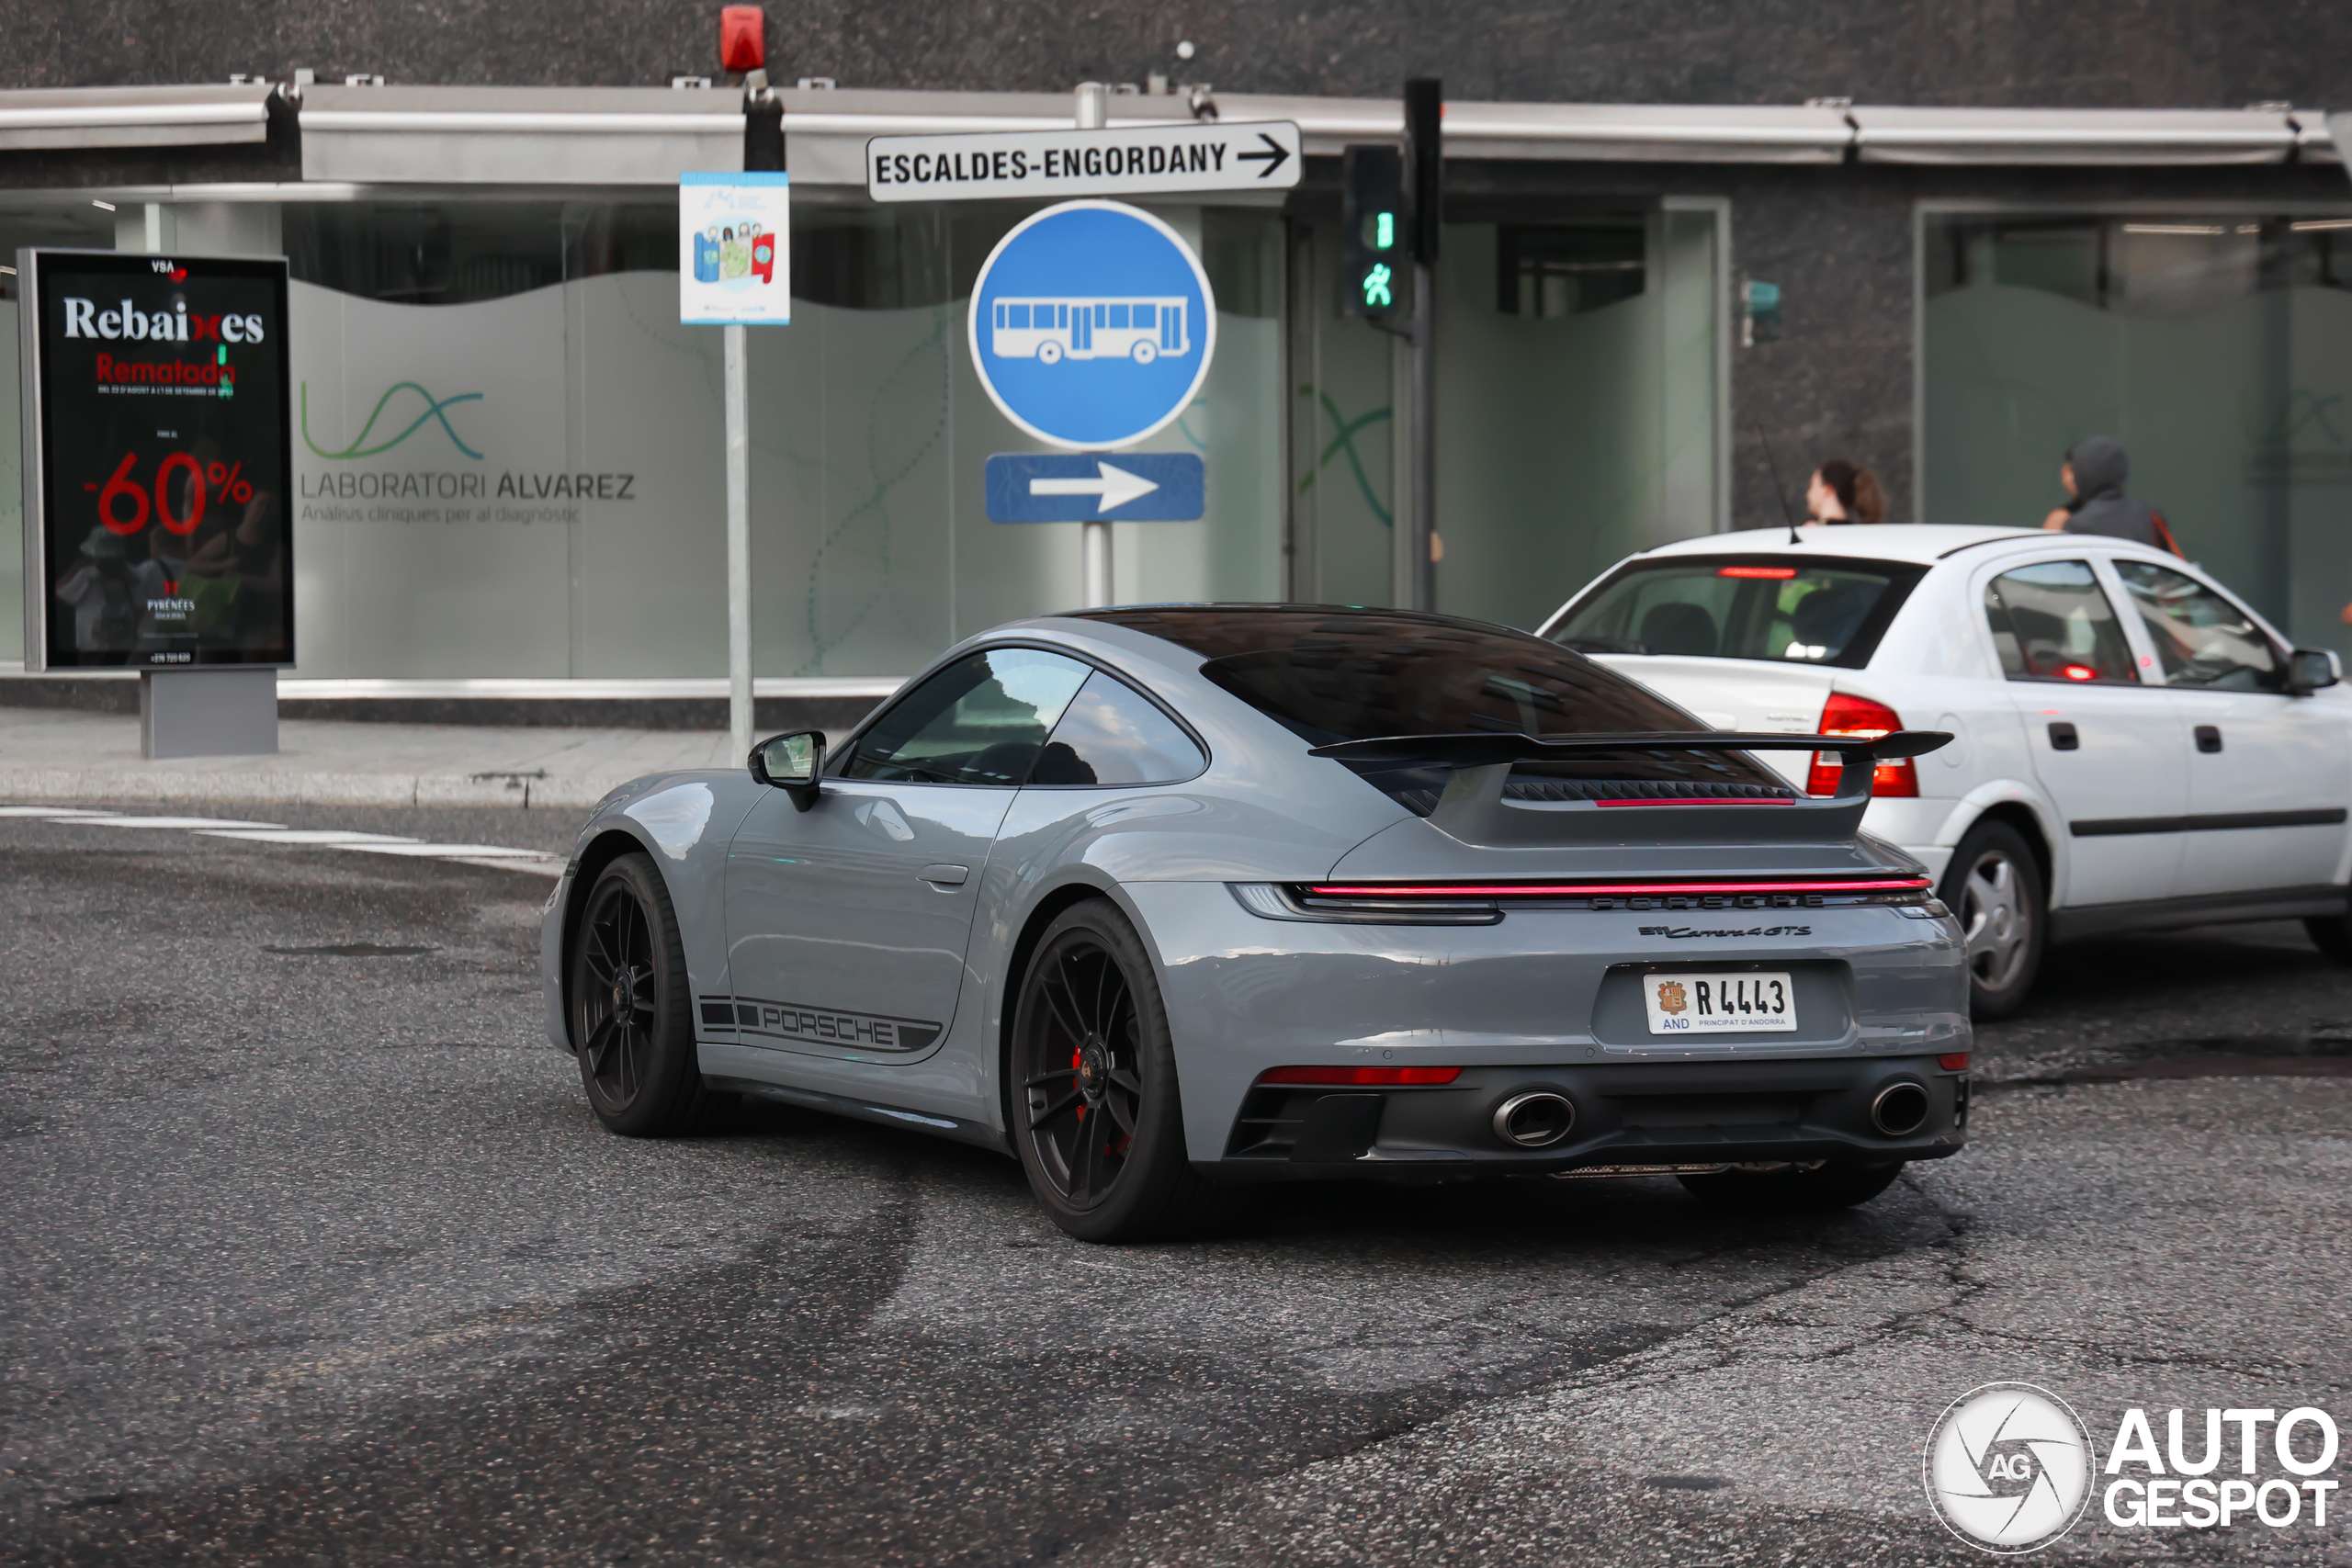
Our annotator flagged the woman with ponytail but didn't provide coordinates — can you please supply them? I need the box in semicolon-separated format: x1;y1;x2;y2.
1805;457;1885;526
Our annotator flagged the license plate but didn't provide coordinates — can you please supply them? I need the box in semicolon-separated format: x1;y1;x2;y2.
1643;971;1795;1034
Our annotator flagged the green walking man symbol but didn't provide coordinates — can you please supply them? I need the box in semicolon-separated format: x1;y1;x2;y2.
1363;263;1394;309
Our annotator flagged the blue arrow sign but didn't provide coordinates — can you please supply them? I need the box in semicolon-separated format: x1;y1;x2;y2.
967;200;1217;449
984;453;1204;522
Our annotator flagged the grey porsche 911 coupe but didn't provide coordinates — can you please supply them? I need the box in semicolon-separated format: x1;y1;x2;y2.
541;605;1970;1241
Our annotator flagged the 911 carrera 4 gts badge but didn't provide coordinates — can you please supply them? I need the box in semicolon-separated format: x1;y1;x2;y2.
1639;924;1813;939
698;996;941;1054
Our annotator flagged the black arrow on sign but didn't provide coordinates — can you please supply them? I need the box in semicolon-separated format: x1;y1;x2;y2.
1238;132;1290;178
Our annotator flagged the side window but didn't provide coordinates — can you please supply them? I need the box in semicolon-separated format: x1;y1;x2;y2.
1982;561;2139;683
1030;671;1206;786
838;648;1091;785
2112;561;2282;693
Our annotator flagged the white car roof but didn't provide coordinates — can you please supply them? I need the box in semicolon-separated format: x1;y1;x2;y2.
1631;524;2177;569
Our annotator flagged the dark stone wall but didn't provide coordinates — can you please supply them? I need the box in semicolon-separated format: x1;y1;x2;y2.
0;0;2342;105
1718;161;2352;528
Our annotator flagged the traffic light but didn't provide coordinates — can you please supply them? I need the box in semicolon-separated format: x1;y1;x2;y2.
1341;143;1406;320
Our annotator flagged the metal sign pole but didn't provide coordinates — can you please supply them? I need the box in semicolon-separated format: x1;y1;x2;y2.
1405;78;1443;615
1073;81;1114;609
725;321;753;761
681;166;788;766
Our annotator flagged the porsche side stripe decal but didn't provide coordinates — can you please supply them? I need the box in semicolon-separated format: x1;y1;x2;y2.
698;995;942;1053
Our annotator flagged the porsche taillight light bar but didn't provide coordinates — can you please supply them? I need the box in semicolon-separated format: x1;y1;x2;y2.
1258;1066;1464;1087
1306;877;1933;898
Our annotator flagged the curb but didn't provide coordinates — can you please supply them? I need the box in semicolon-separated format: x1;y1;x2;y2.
0;770;622;810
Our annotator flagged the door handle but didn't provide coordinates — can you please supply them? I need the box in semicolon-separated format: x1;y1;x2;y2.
2194;725;2222;753
2047;722;2079;751
919;863;969;886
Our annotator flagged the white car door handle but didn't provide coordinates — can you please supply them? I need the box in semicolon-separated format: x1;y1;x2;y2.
919;863;969;886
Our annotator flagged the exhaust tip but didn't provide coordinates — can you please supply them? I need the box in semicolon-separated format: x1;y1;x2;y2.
1871;1081;1931;1137
1494;1091;1577;1149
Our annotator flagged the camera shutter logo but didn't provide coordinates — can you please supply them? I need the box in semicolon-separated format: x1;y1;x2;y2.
1925;1382;2093;1552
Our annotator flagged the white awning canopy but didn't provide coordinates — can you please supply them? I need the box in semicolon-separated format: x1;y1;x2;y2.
298;85;744;183
1349;99;1855;164
2318;111;2347;166
0;83;2331;184
0;85;275;151
776;90;1857;180
1850;105;2295;164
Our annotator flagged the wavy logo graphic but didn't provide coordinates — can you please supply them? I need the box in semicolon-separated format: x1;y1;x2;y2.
1296;384;1393;528
301;381;486;460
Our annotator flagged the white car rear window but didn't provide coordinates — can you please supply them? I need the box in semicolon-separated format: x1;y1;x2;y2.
1551;556;1925;669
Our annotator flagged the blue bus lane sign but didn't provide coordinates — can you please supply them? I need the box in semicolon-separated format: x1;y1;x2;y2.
967;200;1216;451
984;453;1204;522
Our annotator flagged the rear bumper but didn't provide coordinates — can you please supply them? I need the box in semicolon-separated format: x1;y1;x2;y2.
1206;1056;1969;1180
1124;880;1970;1164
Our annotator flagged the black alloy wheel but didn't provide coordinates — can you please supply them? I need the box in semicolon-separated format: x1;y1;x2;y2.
1010;901;1227;1243
569;852;729;1136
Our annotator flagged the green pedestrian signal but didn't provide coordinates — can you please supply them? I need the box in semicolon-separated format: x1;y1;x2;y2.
1341;144;1407;321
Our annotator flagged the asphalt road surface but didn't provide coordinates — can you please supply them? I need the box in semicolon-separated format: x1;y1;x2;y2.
5;803;2351;1566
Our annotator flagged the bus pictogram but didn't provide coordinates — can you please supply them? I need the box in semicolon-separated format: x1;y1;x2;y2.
988;296;1192;366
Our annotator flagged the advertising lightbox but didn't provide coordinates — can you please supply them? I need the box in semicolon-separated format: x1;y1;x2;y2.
17;249;295;670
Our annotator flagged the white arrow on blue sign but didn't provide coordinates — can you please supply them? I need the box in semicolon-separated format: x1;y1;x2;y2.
967;200;1216;450
984;453;1204;522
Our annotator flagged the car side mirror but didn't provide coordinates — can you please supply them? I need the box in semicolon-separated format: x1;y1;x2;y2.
749;729;825;810
2286;648;2342;697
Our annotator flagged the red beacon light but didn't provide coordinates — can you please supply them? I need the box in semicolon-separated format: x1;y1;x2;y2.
719;6;766;75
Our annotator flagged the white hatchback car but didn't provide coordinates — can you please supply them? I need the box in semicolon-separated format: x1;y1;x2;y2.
1537;525;2350;1016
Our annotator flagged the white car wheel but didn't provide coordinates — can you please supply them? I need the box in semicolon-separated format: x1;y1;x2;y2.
1940;819;2046;1020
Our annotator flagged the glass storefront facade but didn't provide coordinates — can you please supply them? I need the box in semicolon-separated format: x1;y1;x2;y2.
1923;207;2352;659
1290;205;1724;631
4;182;1724;680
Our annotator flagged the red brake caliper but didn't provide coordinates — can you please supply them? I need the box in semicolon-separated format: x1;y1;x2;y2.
1072;1047;1084;1122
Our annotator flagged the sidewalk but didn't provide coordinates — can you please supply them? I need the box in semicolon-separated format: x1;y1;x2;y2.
0;706;752;808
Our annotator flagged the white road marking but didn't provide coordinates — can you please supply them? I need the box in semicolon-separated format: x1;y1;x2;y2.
195;829;422;844
63;816;284;829
332;842;554;859
441;855;562;877
5;806;560;877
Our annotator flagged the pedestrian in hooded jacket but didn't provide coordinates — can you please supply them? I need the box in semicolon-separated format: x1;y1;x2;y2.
2040;435;2183;555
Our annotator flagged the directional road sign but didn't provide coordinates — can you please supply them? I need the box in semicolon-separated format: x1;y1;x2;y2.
868;120;1299;203
968;200;1216;450
984;453;1204;522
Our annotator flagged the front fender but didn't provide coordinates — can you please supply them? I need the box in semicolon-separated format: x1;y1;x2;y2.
539;771;766;1054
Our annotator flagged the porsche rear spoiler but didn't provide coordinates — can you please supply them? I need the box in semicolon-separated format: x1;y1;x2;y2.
1306;730;1952;847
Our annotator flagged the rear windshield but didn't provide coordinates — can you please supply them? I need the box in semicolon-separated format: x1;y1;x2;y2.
1075;605;1790;797
1546;555;1925;669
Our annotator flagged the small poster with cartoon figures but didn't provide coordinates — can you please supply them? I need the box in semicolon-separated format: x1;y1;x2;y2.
678;172;791;325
